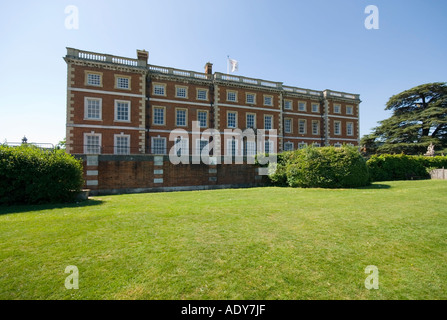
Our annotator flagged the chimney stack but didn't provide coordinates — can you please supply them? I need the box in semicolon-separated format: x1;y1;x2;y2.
137;50;149;65
204;62;213;75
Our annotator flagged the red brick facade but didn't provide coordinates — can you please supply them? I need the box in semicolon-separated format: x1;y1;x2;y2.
65;48;361;193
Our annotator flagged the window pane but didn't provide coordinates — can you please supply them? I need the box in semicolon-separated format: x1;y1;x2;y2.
86;135;100;154
87;99;100;119
347;123;353;135
116;102;129;121
197;90;207;100
334;122;341;134
198;111;207;128
347;106;353;114
299;120;306;134
228;112;236;128
264;116;272;130
117;77;129;89
154;85;165;95
154;108;164;125
264;96;272;106
152;138;166;154
176;87;187;98
246;114;255;128
176;109;186;126
284;119;291;133
312;121;319;135
87;73;101;86
115;136;129;155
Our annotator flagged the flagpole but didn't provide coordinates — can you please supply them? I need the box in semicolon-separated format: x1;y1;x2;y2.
227;55;230;75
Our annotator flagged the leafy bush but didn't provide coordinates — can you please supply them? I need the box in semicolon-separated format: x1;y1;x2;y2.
0;145;84;205
366;154;447;181
269;146;371;188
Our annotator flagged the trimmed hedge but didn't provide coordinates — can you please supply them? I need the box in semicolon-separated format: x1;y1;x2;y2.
0;145;84;205
269;146;371;188
366;154;447;182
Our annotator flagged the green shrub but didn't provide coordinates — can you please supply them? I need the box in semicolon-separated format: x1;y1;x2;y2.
0;145;84;205
269;146;370;188
266;151;293;187
365;154;447;181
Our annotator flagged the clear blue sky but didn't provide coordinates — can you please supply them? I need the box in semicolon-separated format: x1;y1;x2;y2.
0;0;446;145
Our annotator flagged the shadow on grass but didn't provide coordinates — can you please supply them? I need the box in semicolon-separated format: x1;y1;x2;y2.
356;183;392;190
0;199;104;215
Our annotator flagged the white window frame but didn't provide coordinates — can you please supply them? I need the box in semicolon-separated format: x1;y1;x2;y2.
84;97;102;120
153;83;166;96
115;100;131;122
246;93;256;104
197;110;208;128
175;85;188;99
151;137;167;155
284;100;293;110
197;89;208;101
115;75;131;90
334;121;342;135
84;133;101;154
298;101;307;112
227;111;237;128
264;115;273;130
246;113;256;129
312;120;320;135
152;106;166;126
264;95;273;106
311;103;319;113
284;118;292;134
334;104;341;114
227;90;238;102
298;119;306;134
114;134;130;155
85;72;102;87
347;122;354;136
347;105;354;115
175;108;188;127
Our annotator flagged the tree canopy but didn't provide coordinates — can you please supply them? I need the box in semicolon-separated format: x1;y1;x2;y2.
362;82;447;155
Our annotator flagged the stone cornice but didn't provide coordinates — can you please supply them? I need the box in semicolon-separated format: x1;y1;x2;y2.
64;57;148;75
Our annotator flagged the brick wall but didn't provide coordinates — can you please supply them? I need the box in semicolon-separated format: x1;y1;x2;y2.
77;155;267;195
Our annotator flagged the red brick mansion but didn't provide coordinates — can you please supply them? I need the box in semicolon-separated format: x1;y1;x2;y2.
64;48;360;194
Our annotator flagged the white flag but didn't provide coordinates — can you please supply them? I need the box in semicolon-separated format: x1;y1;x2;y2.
229;58;238;73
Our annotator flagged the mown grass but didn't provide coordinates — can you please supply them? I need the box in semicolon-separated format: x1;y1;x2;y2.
0;180;446;300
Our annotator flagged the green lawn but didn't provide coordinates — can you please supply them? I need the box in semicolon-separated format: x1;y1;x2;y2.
0;180;446;300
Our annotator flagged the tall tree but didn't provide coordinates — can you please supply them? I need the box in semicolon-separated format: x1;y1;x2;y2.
365;82;447;155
